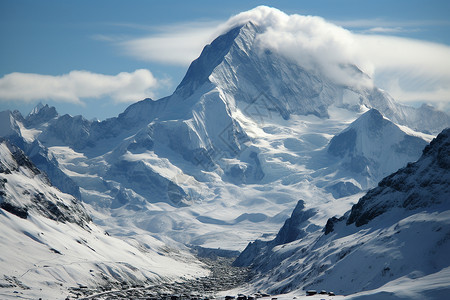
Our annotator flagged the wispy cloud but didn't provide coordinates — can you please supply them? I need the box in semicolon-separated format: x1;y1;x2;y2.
363;26;412;34
332;18;450;29
116;21;222;66
0;69;161;105
355;34;450;109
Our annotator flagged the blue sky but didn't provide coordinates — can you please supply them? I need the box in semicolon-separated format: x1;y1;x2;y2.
1;0;449;120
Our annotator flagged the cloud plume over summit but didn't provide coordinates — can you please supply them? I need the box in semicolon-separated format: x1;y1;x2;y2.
221;6;373;88
117;6;450;110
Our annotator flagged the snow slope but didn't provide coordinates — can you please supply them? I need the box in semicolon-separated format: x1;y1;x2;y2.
235;128;450;299
0;139;207;299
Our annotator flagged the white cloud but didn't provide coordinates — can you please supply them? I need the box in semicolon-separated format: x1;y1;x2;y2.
119;21;221;66
332;18;450;29
0;69;160;104
364;27;408;33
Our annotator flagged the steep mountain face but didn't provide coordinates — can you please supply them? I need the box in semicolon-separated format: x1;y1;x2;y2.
235;128;450;298
0;139;207;298
177;22;449;134
233;200;317;267
176;22;338;119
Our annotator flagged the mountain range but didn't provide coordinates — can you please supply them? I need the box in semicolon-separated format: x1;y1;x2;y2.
1;7;449;299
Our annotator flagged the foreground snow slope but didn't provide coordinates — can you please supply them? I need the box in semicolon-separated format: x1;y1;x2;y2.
235;128;450;299
0;139;207;299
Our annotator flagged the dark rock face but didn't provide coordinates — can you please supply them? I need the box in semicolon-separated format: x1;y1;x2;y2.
324;215;346;235
45;114;93;150
234;200;316;267
0;202;28;219
328;129;357;157
346;128;450;227
0;138;41;175
274;200;315;245
232;239;268;267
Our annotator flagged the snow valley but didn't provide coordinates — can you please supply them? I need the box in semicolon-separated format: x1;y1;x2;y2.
1;6;449;300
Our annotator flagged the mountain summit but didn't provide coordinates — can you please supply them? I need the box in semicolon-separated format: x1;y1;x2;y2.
174;18;449;133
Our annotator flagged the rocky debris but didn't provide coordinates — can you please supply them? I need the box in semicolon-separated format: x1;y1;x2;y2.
65;257;250;300
0;276;30;290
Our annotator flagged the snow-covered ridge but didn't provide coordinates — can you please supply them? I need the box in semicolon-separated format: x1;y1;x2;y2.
0;138;90;225
0;138;207;299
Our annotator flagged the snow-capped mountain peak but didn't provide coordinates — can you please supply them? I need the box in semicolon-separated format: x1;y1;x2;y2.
174;19;449;134
25;103;58;127
326;108;429;187
175;22;259;99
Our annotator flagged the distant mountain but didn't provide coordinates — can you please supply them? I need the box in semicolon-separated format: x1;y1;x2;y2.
235;128;450;298
324;108;428;192
346;127;450;227
25;102;58;127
